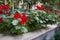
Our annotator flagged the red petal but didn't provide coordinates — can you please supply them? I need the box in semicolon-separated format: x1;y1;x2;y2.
22;13;28;22
0;11;3;14
3;4;10;10
19;13;28;25
46;8;50;13
36;5;44;10
0;4;4;10
14;12;21;19
0;17;3;22
19;20;25;25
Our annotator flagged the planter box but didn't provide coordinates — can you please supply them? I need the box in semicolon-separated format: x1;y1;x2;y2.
0;24;57;40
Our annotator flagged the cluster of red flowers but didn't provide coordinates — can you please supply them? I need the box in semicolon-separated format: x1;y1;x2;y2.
0;4;10;23
14;12;28;25
0;4;10;15
35;5;58;14
0;4;10;10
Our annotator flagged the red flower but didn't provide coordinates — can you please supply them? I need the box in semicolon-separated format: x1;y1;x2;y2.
0;4;10;11
54;9;58;14
19;13;28;25
14;12;21;19
19;20;25;25
0;17;3;23
3;4;10;10
46;8;50;13
21;13;28;22
36;5;44;10
0;4;4;11
0;11;3;14
6;11;10;16
14;12;28;25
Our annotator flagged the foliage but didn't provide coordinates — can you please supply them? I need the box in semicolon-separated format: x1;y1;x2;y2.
0;0;60;35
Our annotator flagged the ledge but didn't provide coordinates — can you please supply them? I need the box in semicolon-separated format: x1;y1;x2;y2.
0;24;57;40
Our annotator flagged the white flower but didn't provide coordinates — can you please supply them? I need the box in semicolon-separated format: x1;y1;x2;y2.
12;20;19;25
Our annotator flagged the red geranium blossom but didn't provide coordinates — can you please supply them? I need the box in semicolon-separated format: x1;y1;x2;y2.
0;4;4;11
0;17;3;22
54;9;58;14
19;20;25;25
3;4;10;10
0;4;10;11
0;4;10;16
14;12;28;25
0;11;3;14
21;13;28;22
19;13;28;25
14;12;21;19
46;8;50;13
35;5;44;10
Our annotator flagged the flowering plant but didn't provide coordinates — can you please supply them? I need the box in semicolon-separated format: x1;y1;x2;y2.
13;12;28;25
0;2;59;35
0;4;10;15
